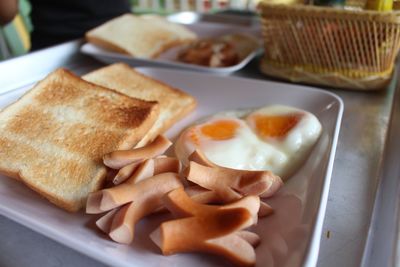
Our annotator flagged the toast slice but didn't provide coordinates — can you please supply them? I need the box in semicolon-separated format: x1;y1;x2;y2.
83;63;197;147
85;14;197;58
0;69;159;212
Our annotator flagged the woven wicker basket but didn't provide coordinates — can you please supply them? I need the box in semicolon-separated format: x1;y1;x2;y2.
258;3;400;90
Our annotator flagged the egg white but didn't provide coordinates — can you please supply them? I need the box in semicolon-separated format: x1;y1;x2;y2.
174;105;322;180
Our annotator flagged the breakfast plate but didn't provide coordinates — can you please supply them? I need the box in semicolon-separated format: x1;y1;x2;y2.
0;67;343;267
80;22;262;75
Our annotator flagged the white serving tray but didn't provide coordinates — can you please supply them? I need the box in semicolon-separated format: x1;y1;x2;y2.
0;67;343;267
80;21;261;74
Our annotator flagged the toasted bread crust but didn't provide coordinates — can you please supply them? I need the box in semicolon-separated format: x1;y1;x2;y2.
0;69;159;212
19;169;105;212
0;169;20;180
83;63;197;146
85;35;131;56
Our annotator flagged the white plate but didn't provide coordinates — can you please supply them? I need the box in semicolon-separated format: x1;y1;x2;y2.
0;68;343;267
80;22;262;75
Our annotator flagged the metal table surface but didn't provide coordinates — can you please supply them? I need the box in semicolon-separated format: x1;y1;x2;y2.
0;40;398;267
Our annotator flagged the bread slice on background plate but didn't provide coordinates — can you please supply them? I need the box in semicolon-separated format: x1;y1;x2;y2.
83;63;197;147
85;14;197;58
0;69;159;212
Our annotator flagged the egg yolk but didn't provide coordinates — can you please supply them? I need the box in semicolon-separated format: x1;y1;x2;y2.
200;120;240;140
252;114;301;138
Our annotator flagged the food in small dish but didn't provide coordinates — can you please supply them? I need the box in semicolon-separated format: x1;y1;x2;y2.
177;38;239;67
177;33;260;68
175;105;322;180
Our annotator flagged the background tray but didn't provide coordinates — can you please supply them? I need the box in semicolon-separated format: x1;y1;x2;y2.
80;21;261;74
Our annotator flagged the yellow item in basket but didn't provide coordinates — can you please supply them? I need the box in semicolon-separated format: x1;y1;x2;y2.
260;0;304;5
366;0;393;10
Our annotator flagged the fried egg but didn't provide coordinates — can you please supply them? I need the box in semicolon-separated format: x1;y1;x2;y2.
174;105;322;180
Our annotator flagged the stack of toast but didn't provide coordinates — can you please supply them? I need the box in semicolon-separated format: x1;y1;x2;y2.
0;63;196;212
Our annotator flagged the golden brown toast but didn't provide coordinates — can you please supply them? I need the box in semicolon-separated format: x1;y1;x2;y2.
83;63;197;146
0;69;159;212
85;14;197;58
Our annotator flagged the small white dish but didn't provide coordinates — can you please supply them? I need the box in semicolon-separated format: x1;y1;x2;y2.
80;22;262;75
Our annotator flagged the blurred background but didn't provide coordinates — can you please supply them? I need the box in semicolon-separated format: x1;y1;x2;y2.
0;0;257;60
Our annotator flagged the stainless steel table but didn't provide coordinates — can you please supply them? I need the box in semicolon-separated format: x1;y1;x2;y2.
0;39;398;267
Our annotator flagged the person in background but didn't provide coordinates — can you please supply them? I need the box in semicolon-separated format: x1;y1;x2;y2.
0;0;131;50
